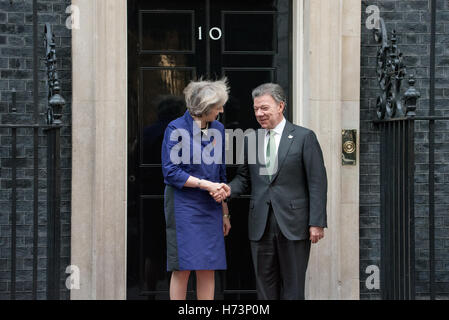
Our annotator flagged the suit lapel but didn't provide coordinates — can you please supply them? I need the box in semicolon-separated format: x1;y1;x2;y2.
270;121;295;183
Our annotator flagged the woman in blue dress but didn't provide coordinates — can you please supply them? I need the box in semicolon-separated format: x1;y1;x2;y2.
161;78;231;300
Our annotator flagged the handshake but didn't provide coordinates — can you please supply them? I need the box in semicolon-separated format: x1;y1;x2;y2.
206;182;231;203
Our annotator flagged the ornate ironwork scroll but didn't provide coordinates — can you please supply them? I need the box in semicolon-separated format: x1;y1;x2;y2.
44;23;66;125
374;18;420;120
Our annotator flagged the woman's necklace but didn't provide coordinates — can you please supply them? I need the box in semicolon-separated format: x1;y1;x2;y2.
201;123;209;136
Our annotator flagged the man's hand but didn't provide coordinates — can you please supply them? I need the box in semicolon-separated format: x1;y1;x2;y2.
309;226;324;244
209;184;231;202
220;184;231;198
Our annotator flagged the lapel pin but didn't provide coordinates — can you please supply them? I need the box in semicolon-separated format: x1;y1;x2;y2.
288;135;294;139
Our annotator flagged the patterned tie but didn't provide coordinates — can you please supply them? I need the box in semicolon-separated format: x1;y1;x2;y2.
266;130;276;180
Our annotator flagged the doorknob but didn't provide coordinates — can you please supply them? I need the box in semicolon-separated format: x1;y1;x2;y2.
129;175;136;183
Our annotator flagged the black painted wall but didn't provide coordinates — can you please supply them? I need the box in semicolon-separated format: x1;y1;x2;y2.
0;0;72;299
360;0;449;299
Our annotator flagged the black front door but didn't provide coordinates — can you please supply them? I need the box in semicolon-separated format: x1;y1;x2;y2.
127;0;292;300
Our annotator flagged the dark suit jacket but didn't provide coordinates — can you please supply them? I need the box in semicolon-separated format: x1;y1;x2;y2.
229;120;328;241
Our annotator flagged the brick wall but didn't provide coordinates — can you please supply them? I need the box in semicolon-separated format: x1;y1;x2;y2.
0;0;71;300
361;0;449;299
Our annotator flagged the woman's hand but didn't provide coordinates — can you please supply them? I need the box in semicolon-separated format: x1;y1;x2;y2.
204;181;220;192
223;215;231;236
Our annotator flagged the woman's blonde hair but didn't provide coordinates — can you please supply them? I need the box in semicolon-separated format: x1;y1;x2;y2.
183;77;230;117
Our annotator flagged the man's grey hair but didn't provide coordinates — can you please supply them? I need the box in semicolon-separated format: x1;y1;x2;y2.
252;83;287;110
184;78;230;117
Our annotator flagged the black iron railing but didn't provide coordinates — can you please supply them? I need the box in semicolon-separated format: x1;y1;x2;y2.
0;22;64;300
373;16;420;300
374;6;448;299
376;117;416;300
0;124;61;300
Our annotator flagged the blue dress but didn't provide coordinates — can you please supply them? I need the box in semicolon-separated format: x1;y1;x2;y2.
161;111;227;271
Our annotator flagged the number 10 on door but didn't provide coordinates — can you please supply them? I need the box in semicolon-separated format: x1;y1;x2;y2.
198;27;222;40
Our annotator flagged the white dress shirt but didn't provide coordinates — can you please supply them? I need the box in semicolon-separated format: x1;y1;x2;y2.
264;117;286;164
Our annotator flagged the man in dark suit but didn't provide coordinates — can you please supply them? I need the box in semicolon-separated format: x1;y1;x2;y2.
228;83;328;300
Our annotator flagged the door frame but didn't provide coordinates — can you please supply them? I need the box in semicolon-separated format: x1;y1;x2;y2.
128;0;294;299
70;0;361;300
